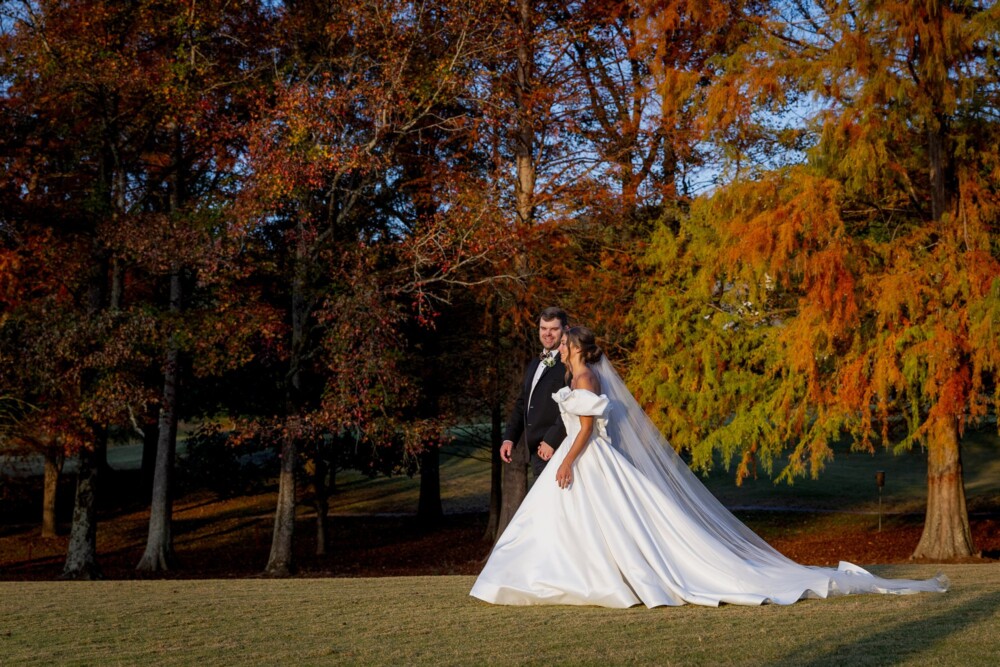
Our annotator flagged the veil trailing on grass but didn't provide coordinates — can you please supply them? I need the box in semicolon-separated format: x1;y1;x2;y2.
591;356;948;597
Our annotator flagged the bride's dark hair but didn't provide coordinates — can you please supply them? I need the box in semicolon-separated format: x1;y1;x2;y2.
566;326;603;365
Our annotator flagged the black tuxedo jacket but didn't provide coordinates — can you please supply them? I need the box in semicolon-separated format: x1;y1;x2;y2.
504;356;568;454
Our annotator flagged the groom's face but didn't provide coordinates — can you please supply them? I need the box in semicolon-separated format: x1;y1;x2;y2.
538;318;564;352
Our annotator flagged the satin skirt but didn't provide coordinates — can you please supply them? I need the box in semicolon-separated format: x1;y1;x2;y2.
470;427;946;608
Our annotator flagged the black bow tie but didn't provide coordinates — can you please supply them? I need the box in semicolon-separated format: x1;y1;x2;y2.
540;351;553;360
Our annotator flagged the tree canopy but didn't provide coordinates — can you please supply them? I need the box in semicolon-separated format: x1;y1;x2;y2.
2;0;998;568
630;0;1000;558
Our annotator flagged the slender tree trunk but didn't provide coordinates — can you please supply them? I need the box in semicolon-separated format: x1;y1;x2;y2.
137;269;183;572
912;415;976;560
485;399;503;542
663;137;680;199
313;455;329;556
137;126;187;572
110;257;124;311
140;419;159;497
927;116;949;221
41;445;64;538
484;299;503;541
266;436;297;575
418;445;442;525
498;0;537;521
62;427;106;579
64;249;108;579
496;444;528;541
267;217;310;575
513;0;535;227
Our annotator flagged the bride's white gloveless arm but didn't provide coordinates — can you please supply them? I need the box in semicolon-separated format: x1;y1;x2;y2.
555;372;600;489
555;415;593;488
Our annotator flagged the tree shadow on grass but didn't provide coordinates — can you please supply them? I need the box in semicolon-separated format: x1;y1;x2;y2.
779;590;1000;666
0;511;491;580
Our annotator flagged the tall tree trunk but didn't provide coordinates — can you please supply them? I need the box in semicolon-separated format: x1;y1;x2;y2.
418;445;442;525
485;399;504;542
513;0;535;227
266;436;297;575
927;116;949;221
912;415;976;559
140;419;159;497
110;257;125;311
64;249;108;579
499;0;538;522
62;427;106;579
313;455;329;556
137;133;186;572
41;444;64;538
267;218;310;576
496;445;528;541
137;268;183;572
485;298;503;541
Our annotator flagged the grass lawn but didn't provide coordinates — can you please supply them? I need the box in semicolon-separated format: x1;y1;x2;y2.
1;429;999;664
1;564;997;666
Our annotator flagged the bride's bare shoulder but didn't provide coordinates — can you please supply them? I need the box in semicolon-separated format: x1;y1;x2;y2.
571;367;601;394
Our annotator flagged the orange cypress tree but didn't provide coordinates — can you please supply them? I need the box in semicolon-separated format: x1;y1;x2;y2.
631;0;1000;559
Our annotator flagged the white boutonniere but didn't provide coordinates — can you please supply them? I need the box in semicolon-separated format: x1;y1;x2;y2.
541;352;556;368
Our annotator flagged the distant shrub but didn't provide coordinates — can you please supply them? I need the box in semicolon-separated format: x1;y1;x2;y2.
178;424;273;497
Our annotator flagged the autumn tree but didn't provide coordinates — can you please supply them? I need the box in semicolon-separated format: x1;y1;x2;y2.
545;0;766;353
130;0;272;574
476;1;759;541
241;0;513;574
0;0;176;577
485;0;587;538
1;238;70;539
0;389;72;538
631;0;1000;559
1;0;270;575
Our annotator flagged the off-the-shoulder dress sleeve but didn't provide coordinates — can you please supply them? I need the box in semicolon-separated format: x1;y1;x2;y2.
553;387;610;417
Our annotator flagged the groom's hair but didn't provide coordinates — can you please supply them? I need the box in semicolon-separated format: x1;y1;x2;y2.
539;307;568;327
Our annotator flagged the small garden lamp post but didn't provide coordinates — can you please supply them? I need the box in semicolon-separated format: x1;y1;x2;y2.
875;470;886;532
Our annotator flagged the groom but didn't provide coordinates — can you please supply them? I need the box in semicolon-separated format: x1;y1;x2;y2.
500;307;569;479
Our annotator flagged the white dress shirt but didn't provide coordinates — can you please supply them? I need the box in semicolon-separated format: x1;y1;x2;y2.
528;349;558;407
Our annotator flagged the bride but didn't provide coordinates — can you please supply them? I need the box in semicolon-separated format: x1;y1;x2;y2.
470;326;947;608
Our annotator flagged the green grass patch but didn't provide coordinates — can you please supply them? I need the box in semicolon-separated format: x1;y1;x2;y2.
699;427;1000;515
329;439;492;515
2;565;998;665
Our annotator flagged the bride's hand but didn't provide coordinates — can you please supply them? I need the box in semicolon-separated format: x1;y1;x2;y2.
556;462;573;489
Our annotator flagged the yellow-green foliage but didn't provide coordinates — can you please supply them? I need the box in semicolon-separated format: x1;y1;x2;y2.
630;1;1000;485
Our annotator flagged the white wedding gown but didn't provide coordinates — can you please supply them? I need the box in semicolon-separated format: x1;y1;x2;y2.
471;376;948;608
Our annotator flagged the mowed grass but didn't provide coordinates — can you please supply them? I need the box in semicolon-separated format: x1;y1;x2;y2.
3;429;999;664
2;564;998;666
